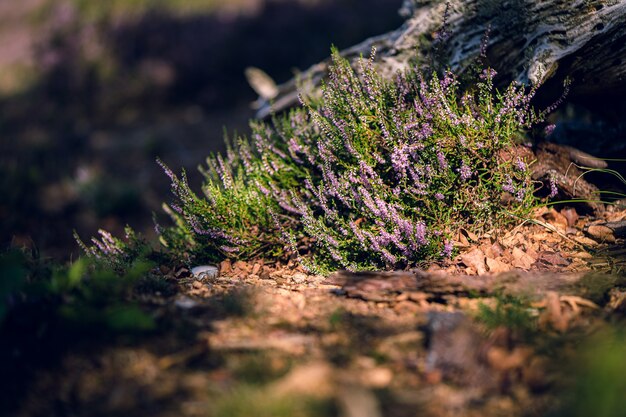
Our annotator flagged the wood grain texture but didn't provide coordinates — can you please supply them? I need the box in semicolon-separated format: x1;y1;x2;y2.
255;0;626;118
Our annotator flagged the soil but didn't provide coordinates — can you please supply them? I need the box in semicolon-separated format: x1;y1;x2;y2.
2;204;625;417
1;3;626;416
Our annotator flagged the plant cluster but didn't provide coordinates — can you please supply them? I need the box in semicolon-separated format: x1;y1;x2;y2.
0;248;157;332
158;48;552;272
75;226;151;271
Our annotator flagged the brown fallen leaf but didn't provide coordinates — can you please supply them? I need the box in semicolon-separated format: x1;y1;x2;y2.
460;249;487;275
541;208;568;231
460;228;479;242
586;225;616;243
561;207;579;227
539;292;569;332
606;289;626;313
574;236;599;247
486;257;512;273
233;260;252;273
482;241;504;258
560;295;600;314
510;247;535;270
219;260;232;275
455;230;471;248
570;251;593;259
536;251;571;267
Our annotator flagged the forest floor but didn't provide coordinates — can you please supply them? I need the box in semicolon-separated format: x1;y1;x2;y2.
3;204;625;417
1;3;625;416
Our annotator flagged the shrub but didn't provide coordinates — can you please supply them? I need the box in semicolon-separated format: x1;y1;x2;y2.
159;48;558;272
74;226;151;271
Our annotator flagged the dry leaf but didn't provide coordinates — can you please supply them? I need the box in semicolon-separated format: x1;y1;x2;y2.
486;257;511;273
561;207;579;227
510;247;535;270
482;241;504;258
540;292;569;332
570;251;593;259
537;251;571;267
455;230;470;247
460;249;487;275
541;208;568;231
460;228;479;242
586;225;616;243
219;259;232;274
574;236;598;247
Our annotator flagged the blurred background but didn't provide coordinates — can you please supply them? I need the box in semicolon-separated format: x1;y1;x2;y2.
0;0;404;260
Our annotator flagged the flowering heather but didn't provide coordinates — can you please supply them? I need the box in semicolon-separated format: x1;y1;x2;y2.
157;48;557;271
74;226;149;271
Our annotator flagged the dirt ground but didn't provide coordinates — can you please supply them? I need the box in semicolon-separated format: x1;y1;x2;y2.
3;204;625;417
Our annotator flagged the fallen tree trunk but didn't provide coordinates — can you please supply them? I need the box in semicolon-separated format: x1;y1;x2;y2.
253;0;626;119
326;269;626;303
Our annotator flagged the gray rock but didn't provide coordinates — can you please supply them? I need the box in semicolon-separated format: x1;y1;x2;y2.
191;265;218;279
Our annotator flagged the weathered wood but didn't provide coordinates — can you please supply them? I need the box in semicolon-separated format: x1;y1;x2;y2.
531;142;605;211
254;0;626;119
326;269;626;302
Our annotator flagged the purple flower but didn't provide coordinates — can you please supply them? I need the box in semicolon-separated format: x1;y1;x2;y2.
549;175;558;198
544;124;556;136
391;146;410;177
435;192;445;200
436;150;448;170
502;175;516;194
514;157;527;171
479;68;497;81
458;162;472;181
441;241;454;258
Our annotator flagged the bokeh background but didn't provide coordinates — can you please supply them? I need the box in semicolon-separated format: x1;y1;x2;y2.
0;0;404;260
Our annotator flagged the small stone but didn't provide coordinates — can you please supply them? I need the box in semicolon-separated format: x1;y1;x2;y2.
252;262;262;275
175;296;199;310
192;281;203;289
191;265;218;279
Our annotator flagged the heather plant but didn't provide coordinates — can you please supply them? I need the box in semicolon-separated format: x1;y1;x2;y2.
156;134;305;262
74;226;151;272
158;48;559;272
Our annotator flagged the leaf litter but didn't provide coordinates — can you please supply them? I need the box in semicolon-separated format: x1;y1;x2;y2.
6;206;626;417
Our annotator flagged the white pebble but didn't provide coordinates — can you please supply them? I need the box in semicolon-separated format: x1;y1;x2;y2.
191;265;218;279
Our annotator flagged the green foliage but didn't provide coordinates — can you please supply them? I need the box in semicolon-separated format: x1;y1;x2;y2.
157;48;555;271
0;248;155;332
476;293;537;336
74;225;152;271
51;259;156;331
553;329;626;417
212;385;335;417
0;251;28;323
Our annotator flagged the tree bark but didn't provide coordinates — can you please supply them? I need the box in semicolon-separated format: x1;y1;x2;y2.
254;0;626;119
326;269;626;302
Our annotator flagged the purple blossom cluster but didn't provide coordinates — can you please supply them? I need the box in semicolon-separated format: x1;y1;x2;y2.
74;226;147;269
154;46;557;271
